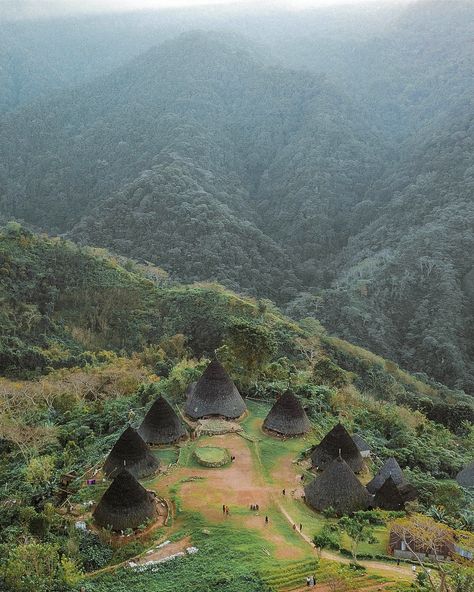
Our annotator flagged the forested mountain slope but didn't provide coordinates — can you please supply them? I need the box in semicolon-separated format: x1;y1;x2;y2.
0;32;383;301
1;224;472;426
318;102;474;391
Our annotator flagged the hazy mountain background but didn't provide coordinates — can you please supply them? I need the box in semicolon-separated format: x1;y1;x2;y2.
0;0;473;391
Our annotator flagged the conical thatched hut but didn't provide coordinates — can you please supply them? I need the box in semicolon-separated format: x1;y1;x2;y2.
352;434;371;458
310;423;364;473
366;457;405;494
138;396;187;445
185;358;246;420
93;469;157;531
103;427;159;479
373;475;418;510
263;391;311;437
456;461;474;488
304;456;370;516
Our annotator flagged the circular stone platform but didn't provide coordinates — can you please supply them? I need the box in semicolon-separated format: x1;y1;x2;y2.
193;446;231;468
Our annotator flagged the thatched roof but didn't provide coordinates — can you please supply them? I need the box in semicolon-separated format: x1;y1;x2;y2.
103;427;159;479
366;457;405;494
310;423;364;473
138;395;187;445
352;434;371;453
304;456;370;516
373;475;417;510
185;358;246;420
93;469;156;531
456;461;474;488
263;391;311;436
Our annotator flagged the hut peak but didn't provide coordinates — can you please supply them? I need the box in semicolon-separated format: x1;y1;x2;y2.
138;395;187;445
185;358;246;420
310;423;364;473
103;426;159;479
93;469;156;531
304;456;370;516
262;391;311;436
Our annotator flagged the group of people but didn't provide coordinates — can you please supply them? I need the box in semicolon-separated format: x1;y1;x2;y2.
222;504;230;515
292;523;303;532
305;575;317;587
249;503;260;511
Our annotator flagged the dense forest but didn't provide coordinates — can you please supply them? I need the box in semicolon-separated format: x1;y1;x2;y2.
0;0;473;393
0;226;473;591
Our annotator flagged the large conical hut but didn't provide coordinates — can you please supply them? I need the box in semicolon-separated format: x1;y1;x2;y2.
103;427;159;479
138;396;187;445
456;461;474;488
304;456;370;516
93;469;157;531
310;423;364;473
185;357;246;420
263;391;311;437
373;475;418;510
366;457;405;494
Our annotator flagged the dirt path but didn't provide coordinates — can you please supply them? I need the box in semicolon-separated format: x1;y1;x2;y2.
277;501;411;581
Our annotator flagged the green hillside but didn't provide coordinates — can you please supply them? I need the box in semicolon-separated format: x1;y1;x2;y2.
0;228;473;591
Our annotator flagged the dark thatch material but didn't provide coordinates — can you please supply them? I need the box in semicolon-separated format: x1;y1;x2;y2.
185;358;246;420
304;456;370;516
373;476;418;510
103;427;159;479
352;434;371;454
138;396;187;445
93;469;157;531
263;391;311;436
456;461;474;488
310;423;364;473
366;457;405;494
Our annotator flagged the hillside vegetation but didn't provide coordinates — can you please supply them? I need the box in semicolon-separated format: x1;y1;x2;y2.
0;228;473;591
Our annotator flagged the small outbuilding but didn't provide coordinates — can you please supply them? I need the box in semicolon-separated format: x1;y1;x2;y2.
263;391;311;437
304;455;370;516
310;423;364;473
456;461;474;488
185;357;246;420
138;395;188;445
351;434;371;458
366;457;405;494
103;426;159;479
93;469;157;531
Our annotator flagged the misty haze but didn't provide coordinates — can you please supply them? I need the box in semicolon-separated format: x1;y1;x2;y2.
0;1;473;591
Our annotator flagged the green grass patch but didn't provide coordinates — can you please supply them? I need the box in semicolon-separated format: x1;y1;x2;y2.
193;446;230;467
153;448;179;466
88;515;287;592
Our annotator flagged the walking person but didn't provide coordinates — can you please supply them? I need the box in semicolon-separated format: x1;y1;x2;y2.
282;488;285;495
265;515;269;524
299;523;303;532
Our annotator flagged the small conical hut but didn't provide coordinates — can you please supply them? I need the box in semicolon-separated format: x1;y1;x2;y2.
185;358;246;420
304;456;370;516
93;469;157;531
310;423;364;473
456;461;474;488
263;391;311;436
138;396;187;445
367;457;405;494
373;476;418;510
103;426;159;479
